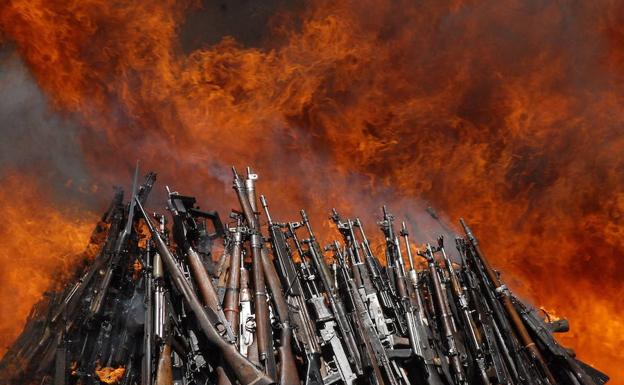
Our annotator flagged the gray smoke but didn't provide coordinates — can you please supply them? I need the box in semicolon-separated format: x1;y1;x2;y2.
0;49;95;206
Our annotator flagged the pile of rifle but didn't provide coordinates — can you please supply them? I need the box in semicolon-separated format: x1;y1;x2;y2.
0;166;609;385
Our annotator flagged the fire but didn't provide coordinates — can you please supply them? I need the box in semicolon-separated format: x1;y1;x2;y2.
136;220;151;250
0;0;623;382
0;172;97;357
539;307;561;322
95;365;126;384
132;258;143;280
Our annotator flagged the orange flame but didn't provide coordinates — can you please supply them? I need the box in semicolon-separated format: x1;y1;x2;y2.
132;258;143;280
95;365;126;384
0;172;97;357
0;0;623;382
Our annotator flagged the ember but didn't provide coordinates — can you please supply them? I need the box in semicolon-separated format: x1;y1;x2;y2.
0;167;609;385
95;365;126;384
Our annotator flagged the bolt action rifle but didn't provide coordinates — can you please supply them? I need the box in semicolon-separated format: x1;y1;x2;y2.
232;168;278;380
136;197;273;385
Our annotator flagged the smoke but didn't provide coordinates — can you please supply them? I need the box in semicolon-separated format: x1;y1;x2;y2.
179;0;305;52
0;49;96;206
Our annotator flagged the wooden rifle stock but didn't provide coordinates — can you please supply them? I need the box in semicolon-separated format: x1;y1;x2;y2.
232;168;278;380
154;343;173;385
136;198;273;385
223;224;243;332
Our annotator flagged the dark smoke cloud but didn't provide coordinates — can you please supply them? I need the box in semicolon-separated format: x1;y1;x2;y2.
180;0;305;52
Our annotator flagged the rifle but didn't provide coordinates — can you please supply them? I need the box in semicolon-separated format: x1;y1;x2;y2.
331;211;397;350
438;236;491;385
239;167;299;385
399;223;448;385
354;215;403;338
378;206;399;296
460;218;559;385
375;207;410;339
398;222;421;299
223;214;245;335
142;236;154;385
152;214;168;342
247;195;299;384
392;236;422;359
135;197;273;385
300;210;364;376
47;189;125;327
239;264;258;363
5;190;125;381
288;221;358;385
515;301;607;385
89;163;141;317
455;237;511;385
167;189;235;343
232;168;277;380
418;244;468;385
330;241;401;385
154;339;173;385
168;191;236;385
459;224;545;384
261;196;323;385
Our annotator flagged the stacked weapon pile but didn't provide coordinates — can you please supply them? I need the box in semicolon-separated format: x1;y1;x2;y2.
0;167;609;385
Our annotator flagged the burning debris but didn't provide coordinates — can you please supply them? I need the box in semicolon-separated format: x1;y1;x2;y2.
0;166;609;385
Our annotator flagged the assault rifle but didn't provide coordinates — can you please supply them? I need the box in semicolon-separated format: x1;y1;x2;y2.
261;196;324;385
288;220;359;385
